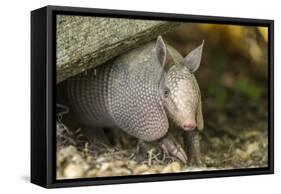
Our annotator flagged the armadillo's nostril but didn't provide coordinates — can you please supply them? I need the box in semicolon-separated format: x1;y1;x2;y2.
182;122;196;131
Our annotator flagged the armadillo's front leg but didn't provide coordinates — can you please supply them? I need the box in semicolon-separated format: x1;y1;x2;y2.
159;134;188;164
185;130;202;166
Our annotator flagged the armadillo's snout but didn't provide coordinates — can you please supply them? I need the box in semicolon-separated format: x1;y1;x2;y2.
181;121;196;131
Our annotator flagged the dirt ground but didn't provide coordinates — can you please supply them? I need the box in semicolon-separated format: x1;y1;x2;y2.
56;97;268;179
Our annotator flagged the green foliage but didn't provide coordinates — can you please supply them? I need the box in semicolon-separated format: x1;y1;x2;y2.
208;84;228;108
234;79;262;101
208;53;228;108
212;54;226;77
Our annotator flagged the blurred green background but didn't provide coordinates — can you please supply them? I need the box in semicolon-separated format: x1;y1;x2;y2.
165;23;268;168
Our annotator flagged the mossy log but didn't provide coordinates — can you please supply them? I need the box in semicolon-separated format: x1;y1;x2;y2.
56;15;180;83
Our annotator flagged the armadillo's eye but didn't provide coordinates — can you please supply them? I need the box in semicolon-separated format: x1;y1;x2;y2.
164;88;170;98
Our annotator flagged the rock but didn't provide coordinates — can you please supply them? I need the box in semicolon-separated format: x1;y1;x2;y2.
161;162;181;173
235;148;248;160
86;169;98;177
63;163;84;178
182;167;218;172
99;162;111;172
246;143;259;155
127;160;137;169
96;157;107;163
113;160;126;167
133;164;149;174
141;169;157;175
96;171;113;177
113;168;132;176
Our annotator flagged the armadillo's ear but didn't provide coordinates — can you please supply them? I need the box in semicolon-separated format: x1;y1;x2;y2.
196;100;204;131
155;36;172;71
183;40;204;73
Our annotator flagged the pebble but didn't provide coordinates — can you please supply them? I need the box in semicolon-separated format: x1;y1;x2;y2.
235;148;248;160
87;169;98;177
246;143;259;154
96;170;113;177
127;160;137;169
141;169;157;175
63;163;84;178
99;162;111;171
133;164;149;174
114;168;132;175
113;160;126;167
182;167;218;172
161;162;181;173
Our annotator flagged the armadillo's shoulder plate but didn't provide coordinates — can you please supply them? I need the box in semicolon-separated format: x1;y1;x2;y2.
109;56;169;141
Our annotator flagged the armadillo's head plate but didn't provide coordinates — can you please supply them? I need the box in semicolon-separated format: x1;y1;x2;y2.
161;65;202;131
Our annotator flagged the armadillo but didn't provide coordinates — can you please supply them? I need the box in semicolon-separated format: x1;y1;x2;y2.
66;36;204;164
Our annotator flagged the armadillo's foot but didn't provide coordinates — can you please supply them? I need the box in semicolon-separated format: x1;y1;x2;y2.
184;130;202;166
135;140;151;163
159;134;188;164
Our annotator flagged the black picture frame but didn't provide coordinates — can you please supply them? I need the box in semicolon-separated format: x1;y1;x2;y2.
31;5;274;188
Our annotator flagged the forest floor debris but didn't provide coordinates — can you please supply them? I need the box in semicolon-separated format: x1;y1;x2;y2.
56;119;268;179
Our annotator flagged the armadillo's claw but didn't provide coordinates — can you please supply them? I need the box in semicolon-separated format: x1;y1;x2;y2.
160;135;188;164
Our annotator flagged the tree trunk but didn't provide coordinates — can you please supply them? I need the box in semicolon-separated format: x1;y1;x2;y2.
56;15;180;83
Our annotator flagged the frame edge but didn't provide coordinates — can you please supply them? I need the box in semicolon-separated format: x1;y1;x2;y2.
31;6;48;188
35;5;274;188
